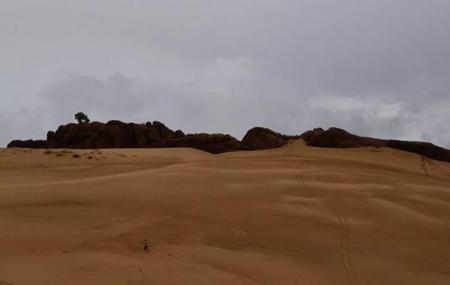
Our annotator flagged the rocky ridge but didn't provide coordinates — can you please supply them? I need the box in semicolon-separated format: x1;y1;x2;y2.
7;121;450;162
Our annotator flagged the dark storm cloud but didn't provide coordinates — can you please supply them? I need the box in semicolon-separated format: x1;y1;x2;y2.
1;0;450;147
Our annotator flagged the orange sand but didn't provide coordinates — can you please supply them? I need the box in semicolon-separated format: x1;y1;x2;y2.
1;141;449;284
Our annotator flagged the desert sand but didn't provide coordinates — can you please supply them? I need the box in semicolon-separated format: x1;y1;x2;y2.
1;141;449;284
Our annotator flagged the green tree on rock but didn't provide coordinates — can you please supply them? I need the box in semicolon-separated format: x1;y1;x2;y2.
75;112;90;124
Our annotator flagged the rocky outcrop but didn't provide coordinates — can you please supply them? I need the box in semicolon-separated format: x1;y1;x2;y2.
385;140;450;163
301;127;384;148
7;121;247;154
6;121;450;162
242;127;288;150
165;133;243;154
7;139;47;148
45;121;164;148
301;127;450;163
6;121;305;154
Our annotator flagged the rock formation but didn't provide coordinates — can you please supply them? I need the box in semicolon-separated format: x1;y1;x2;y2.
241;127;300;150
7;121;450;162
7;121;245;154
300;127;450;163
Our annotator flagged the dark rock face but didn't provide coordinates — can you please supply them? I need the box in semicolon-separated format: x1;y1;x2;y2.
152;121;174;139
6;121;299;154
173;130;185;138
386;140;450;163
242;127;287;150
299;128;324;142
7;139;47;148
44;121;176;149
165;133;243;154
301;127;450;163
8;121;245;154
7;121;450;162
301;127;384;148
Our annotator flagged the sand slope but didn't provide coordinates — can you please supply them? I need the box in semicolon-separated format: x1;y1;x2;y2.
1;142;450;284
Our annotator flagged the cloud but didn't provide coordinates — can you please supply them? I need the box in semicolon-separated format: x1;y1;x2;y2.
1;0;449;148
308;94;365;112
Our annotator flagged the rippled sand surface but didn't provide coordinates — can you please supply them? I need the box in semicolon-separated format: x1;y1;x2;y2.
1;141;449;284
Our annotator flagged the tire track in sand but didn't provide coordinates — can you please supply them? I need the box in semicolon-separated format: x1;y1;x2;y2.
421;156;450;181
420;155;429;177
295;174;358;284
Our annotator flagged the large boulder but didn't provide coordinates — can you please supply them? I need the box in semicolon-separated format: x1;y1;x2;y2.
152;121;174;139
299;128;324;142
242;127;287;150
173;129;185;138
302;127;384;148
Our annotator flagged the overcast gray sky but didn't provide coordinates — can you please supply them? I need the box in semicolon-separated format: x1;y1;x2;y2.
1;0;450;147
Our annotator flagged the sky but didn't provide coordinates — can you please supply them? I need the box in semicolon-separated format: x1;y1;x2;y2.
1;0;450;147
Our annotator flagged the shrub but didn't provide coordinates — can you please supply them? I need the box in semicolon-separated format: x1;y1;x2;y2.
74;112;90;124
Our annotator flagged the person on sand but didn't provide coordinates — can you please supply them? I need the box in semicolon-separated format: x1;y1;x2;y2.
143;239;149;251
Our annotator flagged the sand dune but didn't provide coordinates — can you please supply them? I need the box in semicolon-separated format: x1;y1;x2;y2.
1;141;449;284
